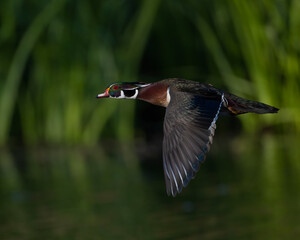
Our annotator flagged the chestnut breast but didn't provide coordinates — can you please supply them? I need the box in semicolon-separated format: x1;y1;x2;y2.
137;83;170;107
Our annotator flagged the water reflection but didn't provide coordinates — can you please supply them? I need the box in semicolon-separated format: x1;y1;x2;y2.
0;135;299;239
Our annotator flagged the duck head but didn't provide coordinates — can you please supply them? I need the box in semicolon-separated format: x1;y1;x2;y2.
97;81;171;107
96;82;150;99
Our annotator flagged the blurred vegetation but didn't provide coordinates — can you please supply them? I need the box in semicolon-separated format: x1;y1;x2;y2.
0;0;299;146
1;2;300;238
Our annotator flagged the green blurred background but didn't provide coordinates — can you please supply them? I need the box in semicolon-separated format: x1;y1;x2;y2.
1;0;300;239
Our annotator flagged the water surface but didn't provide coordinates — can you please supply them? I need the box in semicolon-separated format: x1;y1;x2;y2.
1;135;299;239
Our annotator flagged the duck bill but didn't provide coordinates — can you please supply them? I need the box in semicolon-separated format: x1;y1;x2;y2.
96;88;109;98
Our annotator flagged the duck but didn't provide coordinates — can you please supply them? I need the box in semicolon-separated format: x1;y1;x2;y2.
97;78;279;197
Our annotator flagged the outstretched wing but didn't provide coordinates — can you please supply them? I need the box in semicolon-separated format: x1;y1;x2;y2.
163;88;224;196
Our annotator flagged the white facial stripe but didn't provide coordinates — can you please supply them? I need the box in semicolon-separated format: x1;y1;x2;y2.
166;87;171;105
113;89;138;99
129;89;138;99
137;83;150;88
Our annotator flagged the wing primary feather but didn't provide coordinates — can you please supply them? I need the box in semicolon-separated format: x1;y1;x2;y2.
181;161;191;187
187;129;209;154
182;136;204;169
179;141;197;173
176;144;194;181
163;159;171;180
170;180;174;196
166;159;175;196
170;168;179;193
169;150;184;193
188;159;197;172
180;162;188;178
175;163;184;185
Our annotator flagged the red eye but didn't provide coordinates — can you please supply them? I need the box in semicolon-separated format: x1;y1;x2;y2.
112;85;118;90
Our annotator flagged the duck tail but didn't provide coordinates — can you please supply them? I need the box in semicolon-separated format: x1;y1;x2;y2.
224;93;279;115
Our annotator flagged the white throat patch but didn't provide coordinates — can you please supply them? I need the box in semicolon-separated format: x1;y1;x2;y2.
119;90;125;98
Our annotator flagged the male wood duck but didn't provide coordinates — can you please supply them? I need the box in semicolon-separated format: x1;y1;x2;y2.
97;78;279;197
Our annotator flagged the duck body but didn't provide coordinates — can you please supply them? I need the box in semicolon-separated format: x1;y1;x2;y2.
97;78;278;196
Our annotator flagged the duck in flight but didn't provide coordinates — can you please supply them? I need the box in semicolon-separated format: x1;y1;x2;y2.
97;78;279;197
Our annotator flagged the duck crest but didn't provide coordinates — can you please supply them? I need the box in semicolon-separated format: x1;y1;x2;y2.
138;82;170;107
